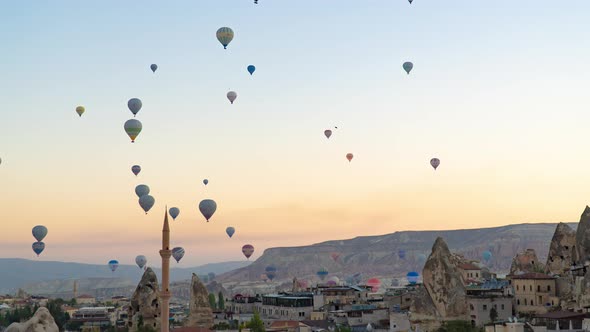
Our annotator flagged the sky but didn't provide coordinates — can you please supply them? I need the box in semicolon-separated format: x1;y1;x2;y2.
2;0;590;267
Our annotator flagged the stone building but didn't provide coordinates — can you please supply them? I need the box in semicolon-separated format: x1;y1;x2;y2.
510;272;558;314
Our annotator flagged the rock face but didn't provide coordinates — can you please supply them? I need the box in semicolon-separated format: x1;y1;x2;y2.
510;249;544;275
546;223;576;275
6;307;59;332
418;237;467;320
575;206;590;264
128;267;161;332
186;273;213;328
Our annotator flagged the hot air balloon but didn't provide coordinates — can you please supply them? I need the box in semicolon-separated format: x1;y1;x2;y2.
108;260;119;272
227;91;237;104
172;247;185;263
75;106;85;117
226;227;235;238
150;64;158;73
346;153;353;162
324;130;332;139
317;268;329;280
327;276;340;286
242;244;254;259
169;207;180;220
247;65;256;75
366;278;381;292
482;251;492;262
203;179;209;186
330;252;340;262
32;242;45;256
199;199;217;222
398;250;406;260
216;27;234;49
131;165;141;176
139;195;155;214
128;98;142;117
136;255;147;269
124;119;142;143
408;0;413;3
32;225;48;242
430;158;440;170
407;271;420;285
403;62;413;74
135;184;150;198
265;265;277;281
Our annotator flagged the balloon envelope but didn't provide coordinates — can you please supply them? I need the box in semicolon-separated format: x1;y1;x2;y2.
398;250;406;260
346;153;353;162
108;260;119;272
127;98;143;117
199;199;217;221
242;244;254;259
216;27;234;49
169;207;180;220
32;242;45;256
247;65;256;75
75;106;85;117
265;265;277;280
317;269;329;280
136;255;147;269
203;179;209;186
226;227;235;238
135;184;150;198
330;252;340;262
150;64;158;73
172;247;185;263
407;271;420;284
483;250;492;262
403;62;414;74
139;195;155;214
324;130;332;139
131;165;141;176
227;91;237;104
430;158;440;170
32;225;48;242
124;119;143;143
366;278;381;292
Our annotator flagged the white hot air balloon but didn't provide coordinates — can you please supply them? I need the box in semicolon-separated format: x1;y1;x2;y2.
135;255;147;269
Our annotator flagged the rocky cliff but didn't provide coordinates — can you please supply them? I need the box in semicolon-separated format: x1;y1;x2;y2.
576;206;590;264
128;268;161;332
185;273;213;328
6;307;58;332
546;223;576;275
510;249;544;275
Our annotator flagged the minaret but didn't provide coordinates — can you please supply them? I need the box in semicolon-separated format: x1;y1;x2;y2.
73;280;78;300
159;208;172;332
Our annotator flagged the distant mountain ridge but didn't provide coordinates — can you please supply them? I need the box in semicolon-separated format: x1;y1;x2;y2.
0;259;250;294
219;222;577;283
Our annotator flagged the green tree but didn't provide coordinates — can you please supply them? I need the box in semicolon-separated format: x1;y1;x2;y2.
489;307;498;322
335;326;352;332
246;310;265;332
218;292;225;310
208;293;217;309
437;320;483;332
47;299;69;331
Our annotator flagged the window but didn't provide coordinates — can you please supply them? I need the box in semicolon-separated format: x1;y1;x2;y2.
548;285;551;291
530;285;532;291
516;285;519;291
537;285;541;292
524;299;527;305
517;299;520;305
470;304;474;311
501;304;505;310
483;305;487;311
476;273;479;278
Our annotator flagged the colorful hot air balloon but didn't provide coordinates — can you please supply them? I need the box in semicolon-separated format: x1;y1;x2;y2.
199;199;217;222
75;106;85;117
403;62;413;74
430;158;440;170
172;247;185;263
150;64;158;73
317;268;329;280
128;98;142;117
135;184;150;198
169;207;180;220
124;119;142;143
32;242;45;256
265;265;277;281
346;153;354;162
247;65;256;75
407;271;420;285
131;165;141;176
227;91;237;104
216;27;234;49
482;250;492;262
330;252;340;262
324;130;332;139
139;195;155;214
136;255;147;269
366;278;381;292
327;276;340;286
108;260;119;272
226;227;235;238
398;250;406;260
203;179;209;186
242;244;254;259
32;225;48;242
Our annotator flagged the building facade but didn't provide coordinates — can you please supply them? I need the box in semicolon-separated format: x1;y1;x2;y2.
510;273;558;314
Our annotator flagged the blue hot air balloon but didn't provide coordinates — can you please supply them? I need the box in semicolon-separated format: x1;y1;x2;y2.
199;199;217;222
169;207;180;220
398;250;406;260
108;260;119;272
317;268;329;281
32;242;45;256
135;184;150;198
482;251;492;262
32;226;48;242
265;265;277;281
150;64;158;73
407;271;420;285
247;65;256;75
172;247;185;263
226;227;235;238
203;179;209;186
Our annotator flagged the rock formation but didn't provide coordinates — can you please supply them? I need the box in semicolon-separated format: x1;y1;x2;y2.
414;237;467;320
6;307;59;332
128;267;161;332
575;206;590;264
510;249;544;275
545;222;576;275
186;273;213;328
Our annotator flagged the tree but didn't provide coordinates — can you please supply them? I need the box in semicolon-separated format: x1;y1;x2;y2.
489;307;498;322
246;310;265;332
208;293;217;309
437;320;483;332
218;292;225;310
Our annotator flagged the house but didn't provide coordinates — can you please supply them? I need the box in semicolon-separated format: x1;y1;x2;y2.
484;320;525;332
459;263;483;283
466;279;514;326
530;311;587;331
389;312;411;332
260;293;314;321
76;294;97;305
70;307;115;328
509;273;558;314
268;320;309;332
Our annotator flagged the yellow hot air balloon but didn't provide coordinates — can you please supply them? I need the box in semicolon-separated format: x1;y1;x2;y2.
75;106;85;117
216;27;234;49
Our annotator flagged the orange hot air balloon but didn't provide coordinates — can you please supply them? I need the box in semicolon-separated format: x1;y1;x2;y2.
366;278;381;292
330;252;340;262
346;153;353;162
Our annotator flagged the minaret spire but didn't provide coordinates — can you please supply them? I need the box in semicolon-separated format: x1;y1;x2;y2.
159;207;171;332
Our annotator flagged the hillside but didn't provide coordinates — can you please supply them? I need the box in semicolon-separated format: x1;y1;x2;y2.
218;223;577;283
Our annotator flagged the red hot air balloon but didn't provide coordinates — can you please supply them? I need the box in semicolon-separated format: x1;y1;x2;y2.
346;153;353;162
430;158;440;170
324;130;332;139
242;244;254;259
366;278;381;292
330;252;340;262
